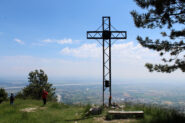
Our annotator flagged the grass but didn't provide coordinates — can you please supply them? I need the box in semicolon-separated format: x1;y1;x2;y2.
0;99;105;123
1;99;185;123
124;103;185;123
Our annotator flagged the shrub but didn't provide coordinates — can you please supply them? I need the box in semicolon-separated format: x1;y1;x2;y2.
0;88;8;103
15;91;25;99
105;113;114;120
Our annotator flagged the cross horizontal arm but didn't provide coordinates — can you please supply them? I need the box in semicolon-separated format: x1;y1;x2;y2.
87;31;127;39
111;31;127;39
87;31;103;39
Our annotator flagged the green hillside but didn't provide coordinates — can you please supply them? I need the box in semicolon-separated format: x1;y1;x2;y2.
0;99;111;123
1;99;185;123
0;99;95;123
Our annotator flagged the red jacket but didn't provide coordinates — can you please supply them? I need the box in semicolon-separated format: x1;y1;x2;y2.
42;90;48;99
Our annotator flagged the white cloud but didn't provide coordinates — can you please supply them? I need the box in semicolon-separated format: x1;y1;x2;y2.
59;41;171;81
42;38;73;44
0;41;184;83
57;39;72;44
61;43;101;58
14;38;24;45
60;41;159;63
112;42;159;63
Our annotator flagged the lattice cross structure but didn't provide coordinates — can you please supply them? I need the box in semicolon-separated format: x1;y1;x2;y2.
87;16;127;106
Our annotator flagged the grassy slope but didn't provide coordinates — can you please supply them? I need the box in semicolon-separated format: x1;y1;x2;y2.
1;99;185;123
124;104;185;123
0;99;100;123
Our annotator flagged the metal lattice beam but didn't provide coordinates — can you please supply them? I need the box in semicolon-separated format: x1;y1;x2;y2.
87;31;127;39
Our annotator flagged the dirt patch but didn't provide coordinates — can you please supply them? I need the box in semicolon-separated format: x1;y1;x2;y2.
94;117;137;123
21;107;38;112
20;106;47;112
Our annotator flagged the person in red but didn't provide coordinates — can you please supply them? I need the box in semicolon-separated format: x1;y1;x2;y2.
42;88;48;105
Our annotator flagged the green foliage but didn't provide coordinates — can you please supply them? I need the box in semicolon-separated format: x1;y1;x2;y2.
125;103;185;123
0;88;8;104
21;69;56;100
131;0;185;73
15;91;25;99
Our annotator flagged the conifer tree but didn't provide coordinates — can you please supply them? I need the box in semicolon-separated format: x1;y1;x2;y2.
131;0;185;73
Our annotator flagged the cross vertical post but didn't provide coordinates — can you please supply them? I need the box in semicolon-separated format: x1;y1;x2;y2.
87;16;127;107
102;17;111;106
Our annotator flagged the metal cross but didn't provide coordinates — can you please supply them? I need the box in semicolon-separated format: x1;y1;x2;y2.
87;16;127;106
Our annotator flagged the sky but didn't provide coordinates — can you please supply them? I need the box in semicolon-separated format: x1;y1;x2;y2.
0;0;184;84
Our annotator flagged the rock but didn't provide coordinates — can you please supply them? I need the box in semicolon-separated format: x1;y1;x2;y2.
111;102;125;110
89;106;102;115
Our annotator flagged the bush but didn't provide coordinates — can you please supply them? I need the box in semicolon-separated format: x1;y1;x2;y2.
15;91;25;99
0;88;8;103
105;113;114;120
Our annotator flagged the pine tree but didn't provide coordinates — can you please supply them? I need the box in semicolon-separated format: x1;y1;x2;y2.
131;0;185;73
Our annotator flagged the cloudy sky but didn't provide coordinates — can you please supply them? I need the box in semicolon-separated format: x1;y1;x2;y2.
0;0;184;84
